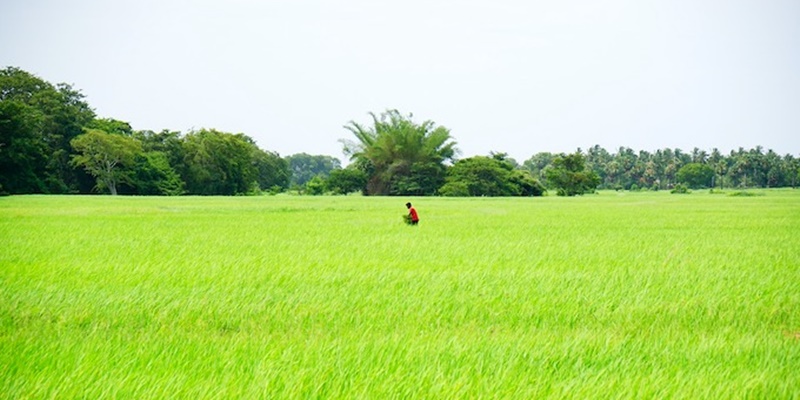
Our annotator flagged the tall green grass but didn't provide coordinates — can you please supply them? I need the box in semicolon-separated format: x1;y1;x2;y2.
1;190;799;398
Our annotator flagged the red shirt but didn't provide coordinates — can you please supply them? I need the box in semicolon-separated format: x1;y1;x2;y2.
409;207;419;222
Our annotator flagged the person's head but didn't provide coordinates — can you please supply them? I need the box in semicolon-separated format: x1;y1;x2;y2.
406;202;412;209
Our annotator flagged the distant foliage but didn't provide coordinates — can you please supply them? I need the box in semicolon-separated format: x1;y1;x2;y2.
0;67;290;196
728;191;763;197
131;152;185;195
326;167;367;195
285;153;341;187
181;129;287;195
670;184;690;194
544;152;600;196
526;145;800;191
305;176;325;195
438;181;470;197
441;154;544;196
3;66;799;196
677;163;714;189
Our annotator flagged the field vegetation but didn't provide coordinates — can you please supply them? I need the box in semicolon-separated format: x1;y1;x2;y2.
1;190;799;398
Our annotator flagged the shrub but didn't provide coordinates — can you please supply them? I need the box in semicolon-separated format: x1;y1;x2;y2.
728;191;763;197
245;181;262;196
305;176;325;195
671;184;690;194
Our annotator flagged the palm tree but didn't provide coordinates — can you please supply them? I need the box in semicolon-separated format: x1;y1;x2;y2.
342;110;457;195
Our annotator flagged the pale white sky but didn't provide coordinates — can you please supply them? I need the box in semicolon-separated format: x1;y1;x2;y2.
2;0;798;162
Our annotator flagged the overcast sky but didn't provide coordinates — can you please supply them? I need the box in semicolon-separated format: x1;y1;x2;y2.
2;0;798;161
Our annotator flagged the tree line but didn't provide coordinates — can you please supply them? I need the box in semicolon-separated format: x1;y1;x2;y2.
1;67;798;196
526;145;800;192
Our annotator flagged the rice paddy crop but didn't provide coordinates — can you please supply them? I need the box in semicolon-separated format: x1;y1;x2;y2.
1;190;798;398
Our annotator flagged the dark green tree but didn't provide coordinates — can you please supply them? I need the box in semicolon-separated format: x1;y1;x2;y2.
584;145;611;188
522;152;557;183
254;149;290;191
0;67;95;193
509;169;546;196
326;167;367;195
181;129;261;195
135;130;185;167
764;149;784;187
285;153;341;187
544;152;600;196
676;163;714;189
440;154;544;197
784;155;799;188
0;99;48;193
440;156;511;196
708;148;726;189
129;151;185;195
305;175;325;195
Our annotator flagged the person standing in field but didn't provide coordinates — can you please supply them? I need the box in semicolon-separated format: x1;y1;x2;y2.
406;202;419;225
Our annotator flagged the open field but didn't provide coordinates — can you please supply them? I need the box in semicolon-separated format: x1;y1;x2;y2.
1;190;799;398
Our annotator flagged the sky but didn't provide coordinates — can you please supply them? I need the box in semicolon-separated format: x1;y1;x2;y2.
2;0;798;162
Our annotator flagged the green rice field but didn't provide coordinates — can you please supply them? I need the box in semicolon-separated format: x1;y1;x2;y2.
1;190;799;398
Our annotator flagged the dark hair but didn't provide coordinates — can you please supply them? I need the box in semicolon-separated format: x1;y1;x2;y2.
406;202;412;207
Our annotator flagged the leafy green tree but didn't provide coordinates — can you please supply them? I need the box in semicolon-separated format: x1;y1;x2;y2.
181;129;261;195
491;151;520;169
545;152;600;196
441;156;512;196
135;129;185;167
70;129;142;195
437;181;470;197
389;161;447;196
86;118;133;136
585;145;611;188
729;148;754;188
326;167;367;195
521;145;798;191
305;175;325;195
748;146;768;187
440;154;544;196
342;110;457;195
254;149;290;191
509;169;546;196
708;148;726;189
0;67;95;193
41;83;96;192
613;147;639;190
129;151;185;195
676;163;714;189
522;152;557;183
285;153;341;187
764;149;784;187
783;155;799;188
